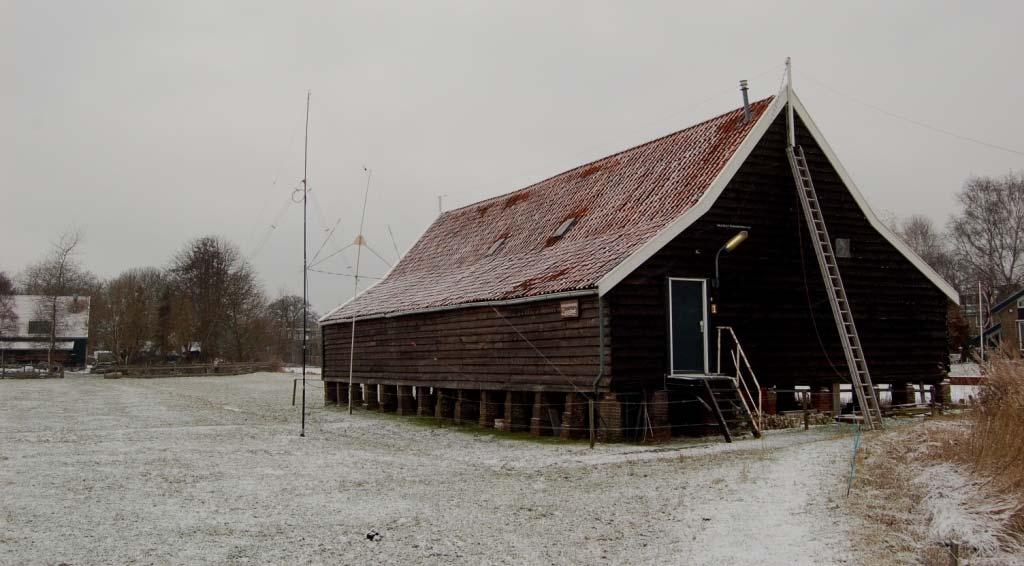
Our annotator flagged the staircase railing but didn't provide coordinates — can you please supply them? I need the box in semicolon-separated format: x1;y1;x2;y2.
716;326;762;434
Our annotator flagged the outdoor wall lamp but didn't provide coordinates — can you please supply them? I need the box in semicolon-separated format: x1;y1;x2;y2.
713;230;748;288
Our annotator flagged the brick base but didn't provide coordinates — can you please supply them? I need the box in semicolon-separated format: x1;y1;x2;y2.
379;384;398;413
932;381;951;406
597;392;623;442
435;388;456;420
454;390;480;424
890;383;916;406
396;385;415;415
500;391;530;432
761;387;777;415
479;391;501;428
416;386;435;417
645;390;671;443
811;387;832;413
560;392;588;440
529;392;554;436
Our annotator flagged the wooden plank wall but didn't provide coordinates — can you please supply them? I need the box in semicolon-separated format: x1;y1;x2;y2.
607;113;950;391
321;295;610;392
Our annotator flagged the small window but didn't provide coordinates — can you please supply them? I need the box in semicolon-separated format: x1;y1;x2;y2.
1018;321;1024;354
28;320;52;335
553;217;577;239
1016;297;1024;313
485;238;506;256
835;238;851;258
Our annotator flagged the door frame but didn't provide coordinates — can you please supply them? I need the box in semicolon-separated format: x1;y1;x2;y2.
667;277;709;375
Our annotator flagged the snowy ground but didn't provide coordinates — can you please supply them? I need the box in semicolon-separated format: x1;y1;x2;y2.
1;373;871;565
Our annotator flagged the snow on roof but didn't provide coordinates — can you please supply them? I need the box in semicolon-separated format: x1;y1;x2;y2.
0;340;75;351
5;295;90;339
322;98;775;323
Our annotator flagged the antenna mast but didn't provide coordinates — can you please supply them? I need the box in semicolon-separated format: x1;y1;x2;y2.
348;167;372;414
300;90;310;437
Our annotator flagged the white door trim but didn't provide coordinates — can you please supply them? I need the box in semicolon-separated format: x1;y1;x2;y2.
668;277;709;375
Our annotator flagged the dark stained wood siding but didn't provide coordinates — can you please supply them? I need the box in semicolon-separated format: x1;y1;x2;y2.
322;295;611;392
606;113;950;390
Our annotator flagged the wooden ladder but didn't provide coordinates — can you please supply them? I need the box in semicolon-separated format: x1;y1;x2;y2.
786;145;883;430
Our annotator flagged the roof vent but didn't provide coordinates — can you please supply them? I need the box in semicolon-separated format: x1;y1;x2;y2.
553;217;577;239
740;80;751;123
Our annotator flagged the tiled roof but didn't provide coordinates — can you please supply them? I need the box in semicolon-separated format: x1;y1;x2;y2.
323;98;774;322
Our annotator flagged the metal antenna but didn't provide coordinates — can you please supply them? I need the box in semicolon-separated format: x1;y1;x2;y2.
785;57;795;148
348;166;372;414
300;90;310;437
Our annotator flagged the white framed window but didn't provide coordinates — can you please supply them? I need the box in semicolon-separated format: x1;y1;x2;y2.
1018;320;1024;354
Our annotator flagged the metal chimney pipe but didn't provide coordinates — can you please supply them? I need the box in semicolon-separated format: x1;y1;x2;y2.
740;80;751;123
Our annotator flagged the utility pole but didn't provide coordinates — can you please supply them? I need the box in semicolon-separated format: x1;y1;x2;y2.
978;281;985;363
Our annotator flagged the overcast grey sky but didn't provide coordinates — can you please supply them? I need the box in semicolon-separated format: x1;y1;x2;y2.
5;1;1022;314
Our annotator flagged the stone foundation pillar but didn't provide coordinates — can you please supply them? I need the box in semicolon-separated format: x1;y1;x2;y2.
645;390;671;443
560;392;588;440
811;387;832;413
396;385;415;415
363;384;380;410
435;388;456;420
932;380;951;406
478;390;501;428
529;392;551;436
762;387;778;415
831;383;842;414
379;384;398;413
500;391;530;432
349;382;363;404
890;383;915;406
454;390;480;424
597;392;623;442
416;386;435;417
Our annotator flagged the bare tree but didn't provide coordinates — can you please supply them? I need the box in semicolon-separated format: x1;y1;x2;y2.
266;294;319;364
20;232;94;369
949;171;1024;297
168;236;267;361
94;268;167;364
892;214;963;290
0;271;15;295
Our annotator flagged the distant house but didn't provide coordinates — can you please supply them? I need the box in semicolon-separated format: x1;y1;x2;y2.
0;295;91;367
978;288;1024;358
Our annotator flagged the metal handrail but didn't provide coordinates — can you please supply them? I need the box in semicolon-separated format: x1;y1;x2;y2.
716;326;762;433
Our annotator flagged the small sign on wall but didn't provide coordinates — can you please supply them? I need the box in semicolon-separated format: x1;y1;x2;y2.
835;238;851;258
560;299;579;318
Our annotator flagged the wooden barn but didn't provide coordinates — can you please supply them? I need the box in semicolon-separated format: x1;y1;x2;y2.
319;85;957;441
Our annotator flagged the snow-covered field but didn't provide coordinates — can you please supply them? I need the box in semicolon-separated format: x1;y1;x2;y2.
1;373;871;565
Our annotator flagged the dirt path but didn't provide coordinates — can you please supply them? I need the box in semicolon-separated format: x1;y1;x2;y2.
1;373;866;564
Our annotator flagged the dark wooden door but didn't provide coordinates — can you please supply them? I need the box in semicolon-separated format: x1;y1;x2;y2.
670;278;707;374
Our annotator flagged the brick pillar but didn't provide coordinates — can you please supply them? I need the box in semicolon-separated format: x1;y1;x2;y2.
416;386;435;417
890;383;915;406
560;392;588;440
396;385;415;416
435;388;456;421
379;384;398;413
762;387;778;415
811;387;832;413
646;390;671;443
932;381;951;406
479;390;501;428
597;392;623;442
500;391;530;432
454;390;480;424
349;382;363;404
363;384;380;411
529;392;549;436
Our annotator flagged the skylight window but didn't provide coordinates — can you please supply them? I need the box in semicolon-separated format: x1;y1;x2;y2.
486;238;506;256
553;217;577;239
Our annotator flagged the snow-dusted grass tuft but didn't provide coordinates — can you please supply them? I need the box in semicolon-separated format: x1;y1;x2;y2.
914;463;1023;559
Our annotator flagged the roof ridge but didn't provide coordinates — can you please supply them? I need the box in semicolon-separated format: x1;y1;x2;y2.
441;96;775;217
